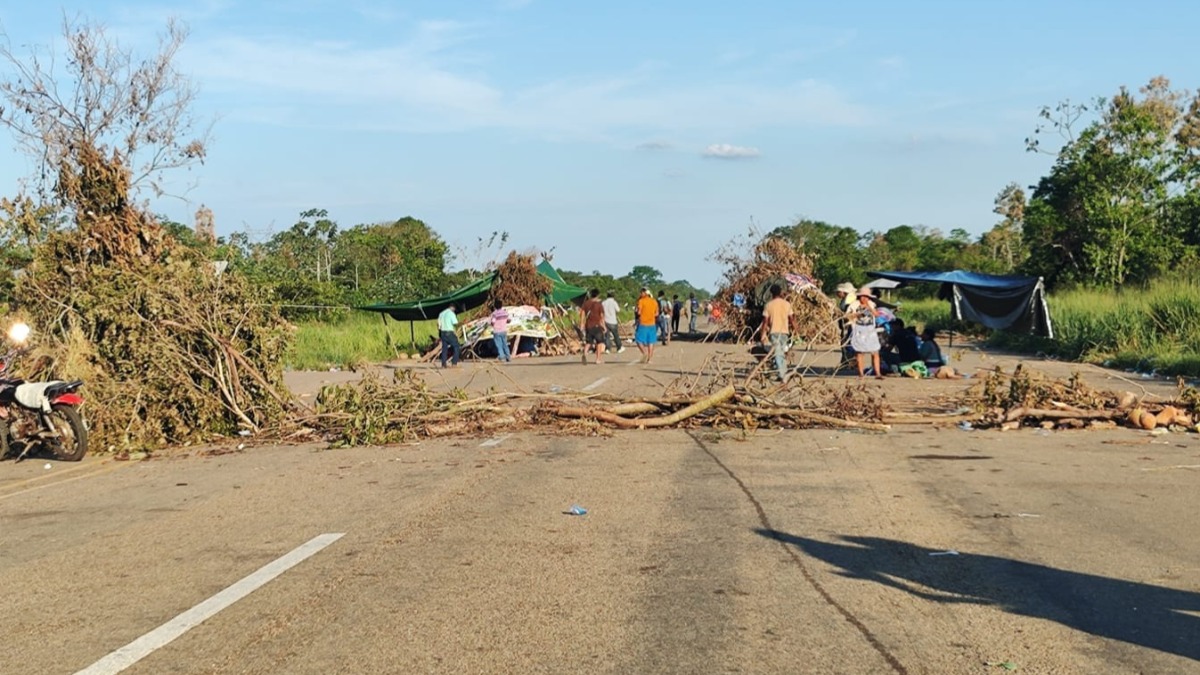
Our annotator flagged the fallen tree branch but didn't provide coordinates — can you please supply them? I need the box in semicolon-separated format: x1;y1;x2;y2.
552;384;736;429
717;403;890;432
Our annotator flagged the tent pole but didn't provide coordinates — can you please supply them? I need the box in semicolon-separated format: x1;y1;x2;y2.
380;313;398;359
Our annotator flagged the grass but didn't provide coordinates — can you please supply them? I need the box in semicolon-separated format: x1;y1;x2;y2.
289;311;439;370
999;278;1200;377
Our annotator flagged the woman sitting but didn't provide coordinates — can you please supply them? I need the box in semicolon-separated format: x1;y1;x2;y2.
919;328;962;379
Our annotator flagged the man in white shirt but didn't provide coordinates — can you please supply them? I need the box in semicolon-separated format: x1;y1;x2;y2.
601;291;624;353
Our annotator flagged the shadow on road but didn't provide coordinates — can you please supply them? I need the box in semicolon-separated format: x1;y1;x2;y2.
755;529;1200;662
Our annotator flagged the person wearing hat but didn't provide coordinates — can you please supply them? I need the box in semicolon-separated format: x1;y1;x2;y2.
834;282;857;311
845;287;883;379
634;287;659;363
834;281;857;364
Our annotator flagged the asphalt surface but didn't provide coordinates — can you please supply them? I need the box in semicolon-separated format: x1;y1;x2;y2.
1;340;1197;674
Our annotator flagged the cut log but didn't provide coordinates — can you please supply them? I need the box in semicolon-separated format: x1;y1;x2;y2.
1003;403;1123;420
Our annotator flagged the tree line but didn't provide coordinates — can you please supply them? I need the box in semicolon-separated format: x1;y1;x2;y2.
148;212;711;320
778;77;1200;296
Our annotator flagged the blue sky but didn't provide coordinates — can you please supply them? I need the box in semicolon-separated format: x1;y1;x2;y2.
0;1;1196;289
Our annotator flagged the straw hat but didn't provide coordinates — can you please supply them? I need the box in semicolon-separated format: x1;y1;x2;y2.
856;286;875;298
835;282;856;295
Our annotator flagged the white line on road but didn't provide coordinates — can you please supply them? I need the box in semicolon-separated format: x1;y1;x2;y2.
75;532;346;675
480;434;510;447
581;376;609;392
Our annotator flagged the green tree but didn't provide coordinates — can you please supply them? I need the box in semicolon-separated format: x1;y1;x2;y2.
627;265;664;289
340;217;449;303
771;218;868;291
1022;77;1200;287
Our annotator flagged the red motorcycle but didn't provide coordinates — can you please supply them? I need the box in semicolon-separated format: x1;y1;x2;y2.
0;322;88;462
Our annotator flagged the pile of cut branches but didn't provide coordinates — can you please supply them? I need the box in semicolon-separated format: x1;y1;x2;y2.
487;251;552;308
961;365;1197;431
302;371;524;446
710;234;840;343
10;152;294;452
295;359;891;446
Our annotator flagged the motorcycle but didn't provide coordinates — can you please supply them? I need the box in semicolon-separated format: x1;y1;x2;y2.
0;322;89;462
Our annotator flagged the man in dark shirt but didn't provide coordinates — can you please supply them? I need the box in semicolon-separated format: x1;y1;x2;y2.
579;288;608;364
883;318;922;373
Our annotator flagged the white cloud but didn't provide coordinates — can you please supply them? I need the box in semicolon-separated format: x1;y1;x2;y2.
702;144;760;159
183;20;874;136
636;141;673;151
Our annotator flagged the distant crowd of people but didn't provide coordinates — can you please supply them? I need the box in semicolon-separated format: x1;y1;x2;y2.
578;288;706;364
438;282;959;380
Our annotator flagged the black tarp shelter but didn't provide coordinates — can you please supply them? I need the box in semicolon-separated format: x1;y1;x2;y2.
866;270;1053;338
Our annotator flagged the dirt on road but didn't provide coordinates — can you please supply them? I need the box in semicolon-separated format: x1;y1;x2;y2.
1;340;1197;674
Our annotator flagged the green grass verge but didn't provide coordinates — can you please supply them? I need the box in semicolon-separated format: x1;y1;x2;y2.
289;312;439;370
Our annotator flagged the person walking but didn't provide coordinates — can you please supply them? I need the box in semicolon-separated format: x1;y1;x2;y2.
601;291;624;353
635;287;658;364
846;287;883;379
687;293;699;333
760;284;796;382
671;294;683;335
489;300;511;362
579;288;608;364
438;303;462;368
657;291;672;345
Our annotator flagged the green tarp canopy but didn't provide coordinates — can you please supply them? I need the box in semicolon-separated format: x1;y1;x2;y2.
358;261;586;322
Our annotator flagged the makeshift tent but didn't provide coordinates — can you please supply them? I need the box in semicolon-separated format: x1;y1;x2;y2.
866;270;1053;338
536;259;591;306
358;261;586;322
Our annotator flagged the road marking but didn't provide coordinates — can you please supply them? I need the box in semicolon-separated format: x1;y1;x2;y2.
479;434;510;447
0;462;126;502
74;532;345;675
581;376;609;392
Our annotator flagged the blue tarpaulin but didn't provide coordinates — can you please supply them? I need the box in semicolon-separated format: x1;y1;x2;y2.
866;270;1054;338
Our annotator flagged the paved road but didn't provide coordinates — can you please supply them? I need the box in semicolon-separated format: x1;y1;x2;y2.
1;343;1197;673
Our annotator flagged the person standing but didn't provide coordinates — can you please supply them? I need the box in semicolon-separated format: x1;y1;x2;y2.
671;294;683;335
635;287;658;364
489;300;511;362
846;287;883;379
579;288;608;364
760;284;796;382
601;291;624;353
687;293;699;333
657;291;672;345
438;303;461;368
834;281;857;365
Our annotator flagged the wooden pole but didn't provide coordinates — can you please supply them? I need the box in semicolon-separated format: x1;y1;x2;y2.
409;320;416;353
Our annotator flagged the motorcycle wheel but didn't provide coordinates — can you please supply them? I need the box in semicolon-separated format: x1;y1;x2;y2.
48;404;88;462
